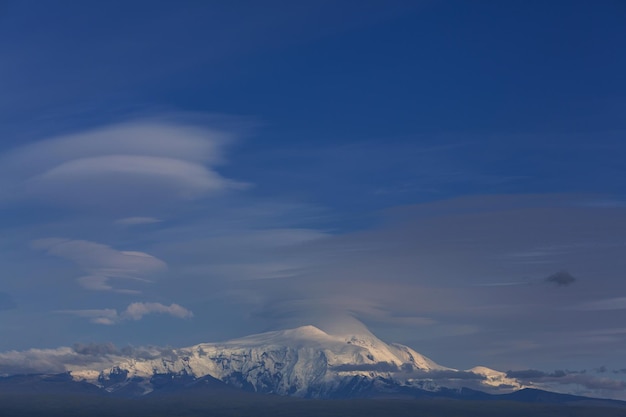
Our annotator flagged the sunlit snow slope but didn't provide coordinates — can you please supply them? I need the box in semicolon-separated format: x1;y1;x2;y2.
71;325;522;397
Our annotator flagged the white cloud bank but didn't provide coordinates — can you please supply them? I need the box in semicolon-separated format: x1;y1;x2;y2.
124;302;193;321
0;343;172;375
0;346;106;375
60;302;193;325
32;238;166;293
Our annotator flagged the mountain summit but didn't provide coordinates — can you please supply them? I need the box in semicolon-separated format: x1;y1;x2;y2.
70;325;523;397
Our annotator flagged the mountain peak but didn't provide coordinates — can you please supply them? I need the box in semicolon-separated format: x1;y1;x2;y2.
284;325;328;337
221;325;335;348
68;325;524;398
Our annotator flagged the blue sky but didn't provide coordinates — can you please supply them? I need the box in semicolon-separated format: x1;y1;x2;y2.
1;0;626;399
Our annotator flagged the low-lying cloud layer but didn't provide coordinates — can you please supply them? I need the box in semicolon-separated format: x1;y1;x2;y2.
0;342;178;376
507;368;626;396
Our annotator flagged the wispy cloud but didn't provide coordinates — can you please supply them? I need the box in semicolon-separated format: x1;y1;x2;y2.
211;194;626;370
0;120;245;212
578;297;626;311
32;238;166;293
114;217;162;225
59;308;119;325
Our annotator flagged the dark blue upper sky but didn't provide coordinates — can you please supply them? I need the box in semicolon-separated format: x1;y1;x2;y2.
2;0;626;399
2;0;625;215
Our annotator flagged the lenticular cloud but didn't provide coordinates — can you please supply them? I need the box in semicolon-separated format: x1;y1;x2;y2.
0;120;242;211
32;238;167;293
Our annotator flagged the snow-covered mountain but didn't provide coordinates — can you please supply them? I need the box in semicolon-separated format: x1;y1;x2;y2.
69;325;524;398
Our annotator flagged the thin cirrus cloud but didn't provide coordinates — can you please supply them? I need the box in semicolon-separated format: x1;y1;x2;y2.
578;297;626;311
0;120;245;211
32;238;166;294
59;302;194;325
218;194;626;369
114;217;163;225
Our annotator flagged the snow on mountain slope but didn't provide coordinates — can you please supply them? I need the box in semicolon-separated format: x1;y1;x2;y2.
70;325;523;397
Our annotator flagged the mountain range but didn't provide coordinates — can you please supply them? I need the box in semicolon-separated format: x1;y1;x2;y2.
66;325;521;397
1;324;624;409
